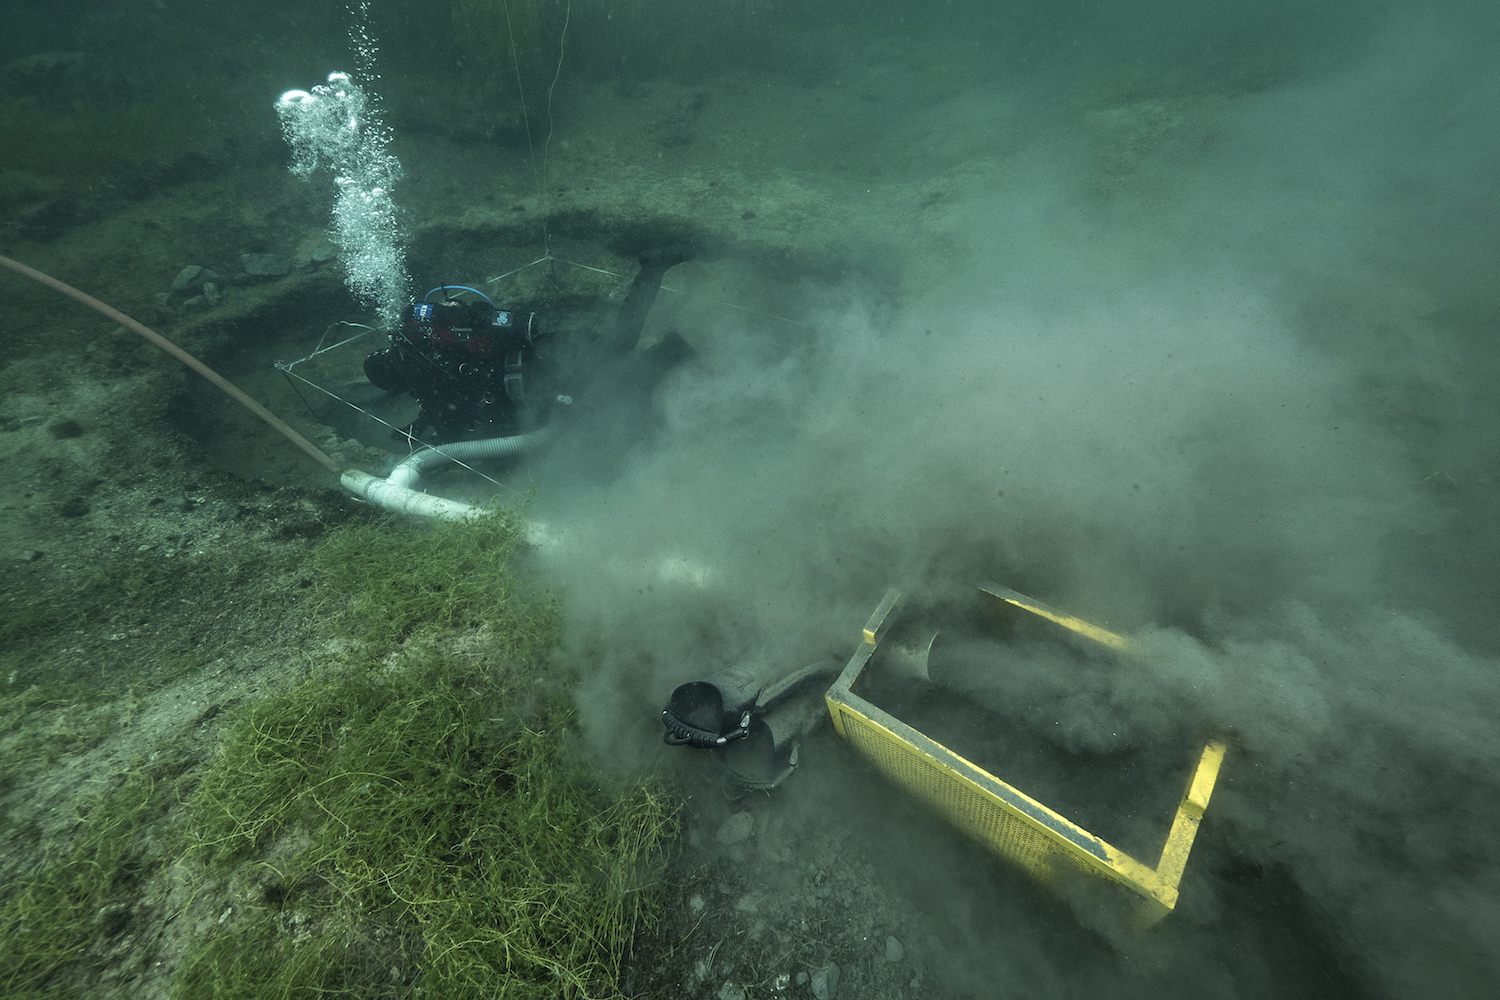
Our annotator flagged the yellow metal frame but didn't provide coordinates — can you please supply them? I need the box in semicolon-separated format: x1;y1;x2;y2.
825;585;1226;925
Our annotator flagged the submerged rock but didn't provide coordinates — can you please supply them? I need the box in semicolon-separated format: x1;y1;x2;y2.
811;963;839;1000
171;264;219;292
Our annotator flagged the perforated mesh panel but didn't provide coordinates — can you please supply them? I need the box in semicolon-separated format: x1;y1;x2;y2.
825;586;1224;924
835;705;1078;881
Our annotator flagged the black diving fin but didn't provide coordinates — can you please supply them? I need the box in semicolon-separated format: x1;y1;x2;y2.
661;658;840;791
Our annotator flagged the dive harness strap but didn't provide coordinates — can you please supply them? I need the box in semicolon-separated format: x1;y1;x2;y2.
662;707;752;748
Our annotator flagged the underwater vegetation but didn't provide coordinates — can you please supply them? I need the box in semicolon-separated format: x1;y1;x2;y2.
0;512;676;999
180;651;675;998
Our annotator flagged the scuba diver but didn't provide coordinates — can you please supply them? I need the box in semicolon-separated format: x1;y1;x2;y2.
362;247;693;445
364;245;844;791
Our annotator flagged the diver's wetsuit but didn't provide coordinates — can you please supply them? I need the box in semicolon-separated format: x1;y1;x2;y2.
363;249;691;444
544;248;695;477
607;247;690;354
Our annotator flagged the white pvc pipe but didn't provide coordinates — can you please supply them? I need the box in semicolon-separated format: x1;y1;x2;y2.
385;432;548;489
338;429;721;588
341;429;550;521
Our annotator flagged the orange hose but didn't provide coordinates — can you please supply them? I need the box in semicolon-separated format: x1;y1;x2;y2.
0;253;343;475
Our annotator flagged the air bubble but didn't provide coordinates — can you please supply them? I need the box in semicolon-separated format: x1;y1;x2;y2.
274;71;409;326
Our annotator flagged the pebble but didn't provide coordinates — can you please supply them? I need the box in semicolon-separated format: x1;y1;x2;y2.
885;935;904;962
688;894;705;912
171;265;218;292
811;963;839;1000
293;244;340;272
715;811;755;845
